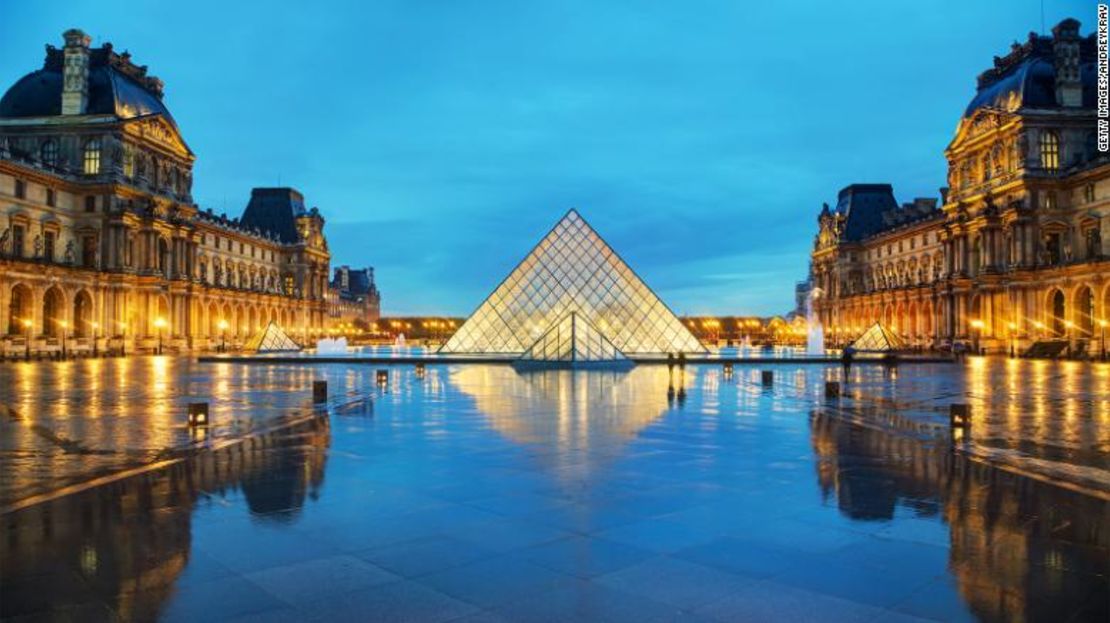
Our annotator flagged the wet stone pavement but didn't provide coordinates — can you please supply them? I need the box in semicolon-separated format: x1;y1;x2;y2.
0;357;1108;622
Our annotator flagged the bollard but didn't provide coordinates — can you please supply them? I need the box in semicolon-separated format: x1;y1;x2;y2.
187;402;209;427
313;380;328;403
761;370;774;387
949;404;970;429
376;369;389;386
825;381;840;399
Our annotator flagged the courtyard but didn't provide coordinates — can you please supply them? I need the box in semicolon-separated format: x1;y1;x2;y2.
1;357;1107;622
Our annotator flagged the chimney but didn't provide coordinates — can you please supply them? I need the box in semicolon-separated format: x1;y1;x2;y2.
61;28;92;115
1051;18;1082;108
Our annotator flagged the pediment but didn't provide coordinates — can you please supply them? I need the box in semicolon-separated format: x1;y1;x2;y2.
947;108;1010;153
124;115;194;158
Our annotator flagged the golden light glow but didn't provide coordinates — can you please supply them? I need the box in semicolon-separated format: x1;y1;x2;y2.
218;319;229;330
20;318;32;328
970;319;985;330
153;317;167;329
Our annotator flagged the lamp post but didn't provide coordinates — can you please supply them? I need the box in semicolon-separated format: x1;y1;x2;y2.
969;319;984;356
1099;319;1108;361
118;321;127;357
1007;322;1016;358
154;317;167;355
90;321;99;357
58;320;68;358
218;319;229;352
22;318;32;360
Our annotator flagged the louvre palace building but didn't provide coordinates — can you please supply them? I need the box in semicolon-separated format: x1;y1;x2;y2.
0;29;338;355
809;18;1107;355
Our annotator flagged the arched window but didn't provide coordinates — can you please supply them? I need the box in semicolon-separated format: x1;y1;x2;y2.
83;139;101;175
40;140;58;167
1039;131;1059;171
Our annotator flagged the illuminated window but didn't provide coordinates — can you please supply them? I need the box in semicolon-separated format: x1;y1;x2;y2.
1039;131;1059;171
40;140;58;167
83;139;101;175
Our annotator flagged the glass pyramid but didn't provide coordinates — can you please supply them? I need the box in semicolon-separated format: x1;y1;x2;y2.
518;311;628;365
848;322;905;352
243;321;303;353
440;209;704;357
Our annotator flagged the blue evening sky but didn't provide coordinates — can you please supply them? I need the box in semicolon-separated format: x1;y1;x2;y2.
1;1;1089;315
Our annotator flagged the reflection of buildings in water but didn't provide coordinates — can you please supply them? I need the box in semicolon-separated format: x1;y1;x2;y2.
0;417;329;621
809;412;1109;623
449;365;674;448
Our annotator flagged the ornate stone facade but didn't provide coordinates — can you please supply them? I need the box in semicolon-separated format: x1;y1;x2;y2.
810;19;1108;355
0;30;333;354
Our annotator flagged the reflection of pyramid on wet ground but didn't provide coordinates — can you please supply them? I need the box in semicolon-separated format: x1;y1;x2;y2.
517;311;631;368
440;209;703;359
244;322;302;353
449;366;670;448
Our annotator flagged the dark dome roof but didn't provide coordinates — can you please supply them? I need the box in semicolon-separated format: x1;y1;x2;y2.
963;27;1097;119
0;48;179;129
963;57;1057;117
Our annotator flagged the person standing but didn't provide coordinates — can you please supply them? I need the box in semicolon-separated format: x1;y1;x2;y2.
841;346;855;381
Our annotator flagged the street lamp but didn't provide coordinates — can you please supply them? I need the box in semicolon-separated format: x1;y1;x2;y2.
153;317;167;355
118;321;128;357
1007;322;1017;358
1099;319;1107;361
58;320;68;358
969;319;984;355
218;319;229;352
90;321;99;357
21;318;32;360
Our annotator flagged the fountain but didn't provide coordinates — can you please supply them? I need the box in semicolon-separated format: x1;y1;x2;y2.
316;337;349;355
806;287;826;355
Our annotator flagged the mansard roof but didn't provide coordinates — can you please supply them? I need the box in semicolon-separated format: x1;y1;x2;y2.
963;19;1096;118
833;184;899;242
0;43;179;128
240;187;308;244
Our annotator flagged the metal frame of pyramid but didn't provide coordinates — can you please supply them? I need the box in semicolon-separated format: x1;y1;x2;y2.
440;209;704;359
848;322;905;352
243;321;303;353
515;311;631;368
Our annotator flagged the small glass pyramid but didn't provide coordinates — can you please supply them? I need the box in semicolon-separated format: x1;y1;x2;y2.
848;322;905;352
441;209;703;357
518;311;628;365
243;321;303;353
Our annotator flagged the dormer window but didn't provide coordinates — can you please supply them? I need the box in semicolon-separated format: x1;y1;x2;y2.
40;140;58;167
1039;131;1059;172
83;138;101;175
